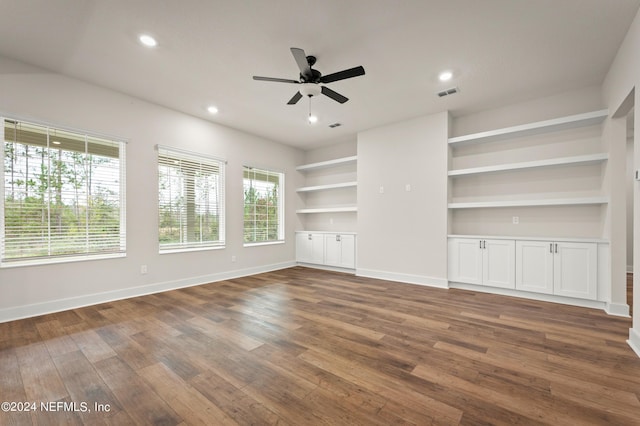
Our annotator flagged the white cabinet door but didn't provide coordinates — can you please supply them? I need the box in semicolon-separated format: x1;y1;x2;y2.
324;234;341;266
324;234;356;268
483;239;515;289
516;240;554;294
295;233;312;263
448;238;483;285
554;242;597;300
296;233;324;264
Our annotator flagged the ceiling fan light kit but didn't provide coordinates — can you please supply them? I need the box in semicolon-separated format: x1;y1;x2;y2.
253;47;366;107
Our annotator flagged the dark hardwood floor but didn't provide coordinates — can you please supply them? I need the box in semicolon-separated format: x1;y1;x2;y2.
1;266;639;425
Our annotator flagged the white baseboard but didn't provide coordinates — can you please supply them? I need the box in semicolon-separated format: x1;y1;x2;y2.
356;268;449;289
628;328;640;359
605;302;630;317
296;262;356;274
0;261;296;323
449;281;606;311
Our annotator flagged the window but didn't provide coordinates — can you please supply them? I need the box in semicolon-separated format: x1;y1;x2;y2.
158;146;225;252
1;118;126;265
243;166;284;244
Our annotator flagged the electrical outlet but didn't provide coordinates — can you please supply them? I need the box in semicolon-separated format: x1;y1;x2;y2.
379;186;384;194
231;255;237;262
512;216;519;224
405;184;411;192
140;264;148;274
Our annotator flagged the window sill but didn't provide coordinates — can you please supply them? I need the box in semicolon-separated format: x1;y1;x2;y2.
243;240;285;248
159;245;225;255
0;252;126;269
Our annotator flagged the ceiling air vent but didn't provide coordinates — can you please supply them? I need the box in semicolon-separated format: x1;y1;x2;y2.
328;122;342;128
437;87;459;98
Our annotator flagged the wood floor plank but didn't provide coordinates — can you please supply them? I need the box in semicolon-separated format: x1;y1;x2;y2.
2;266;639;425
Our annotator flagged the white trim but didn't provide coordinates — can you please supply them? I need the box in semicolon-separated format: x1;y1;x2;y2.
0;252;126;269
297;262;355;274
244;240;285;247
159;245;225;254
605;302;630;317
449;281;606;310
296;206;358;213
357;268;449;288
0;261;296;324
628;328;640;359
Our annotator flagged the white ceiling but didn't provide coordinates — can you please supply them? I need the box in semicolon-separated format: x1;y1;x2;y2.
0;0;639;149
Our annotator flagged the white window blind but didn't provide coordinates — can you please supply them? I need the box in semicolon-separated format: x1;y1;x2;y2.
1;118;126;264
158;146;225;251
243;166;284;244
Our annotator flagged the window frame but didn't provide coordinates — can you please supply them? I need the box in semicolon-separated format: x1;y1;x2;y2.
243;165;285;246
1;117;127;267
157;145;226;253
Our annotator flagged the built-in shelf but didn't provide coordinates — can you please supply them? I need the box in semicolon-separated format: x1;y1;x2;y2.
448;109;608;146
296;181;358;192
448;197;609;209
448;153;608;177
296;156;358;172
296;206;358;214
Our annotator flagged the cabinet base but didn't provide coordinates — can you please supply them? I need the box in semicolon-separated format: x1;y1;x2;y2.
449;281;607;312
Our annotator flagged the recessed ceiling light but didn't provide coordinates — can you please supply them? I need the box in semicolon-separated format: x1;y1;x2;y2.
139;34;157;47
51;140;61;145
439;71;453;82
308;115;318;124
207;106;219;114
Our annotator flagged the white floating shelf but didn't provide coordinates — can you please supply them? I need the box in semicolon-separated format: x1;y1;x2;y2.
296;206;358;214
448;153;609;177
448;197;609;209
296;156;357;172
296;181;358;192
448;109;608;146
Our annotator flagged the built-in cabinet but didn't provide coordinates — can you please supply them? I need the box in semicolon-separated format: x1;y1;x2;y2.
324;233;356;268
449;236;601;301
295;231;356;270
515;240;597;300
447;109;610;306
295;232;325;264
295;154;357;271
448;238;515;289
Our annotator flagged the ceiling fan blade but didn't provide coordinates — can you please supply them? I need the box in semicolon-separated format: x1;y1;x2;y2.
287;91;303;105
319;66;365;84
321;86;348;104
253;76;300;84
290;47;312;78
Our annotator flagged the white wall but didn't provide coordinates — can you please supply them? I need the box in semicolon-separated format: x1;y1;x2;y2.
0;56;304;322
356;112;449;287
602;6;640;356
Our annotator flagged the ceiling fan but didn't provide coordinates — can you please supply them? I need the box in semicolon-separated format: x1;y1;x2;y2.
253;47;365;105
